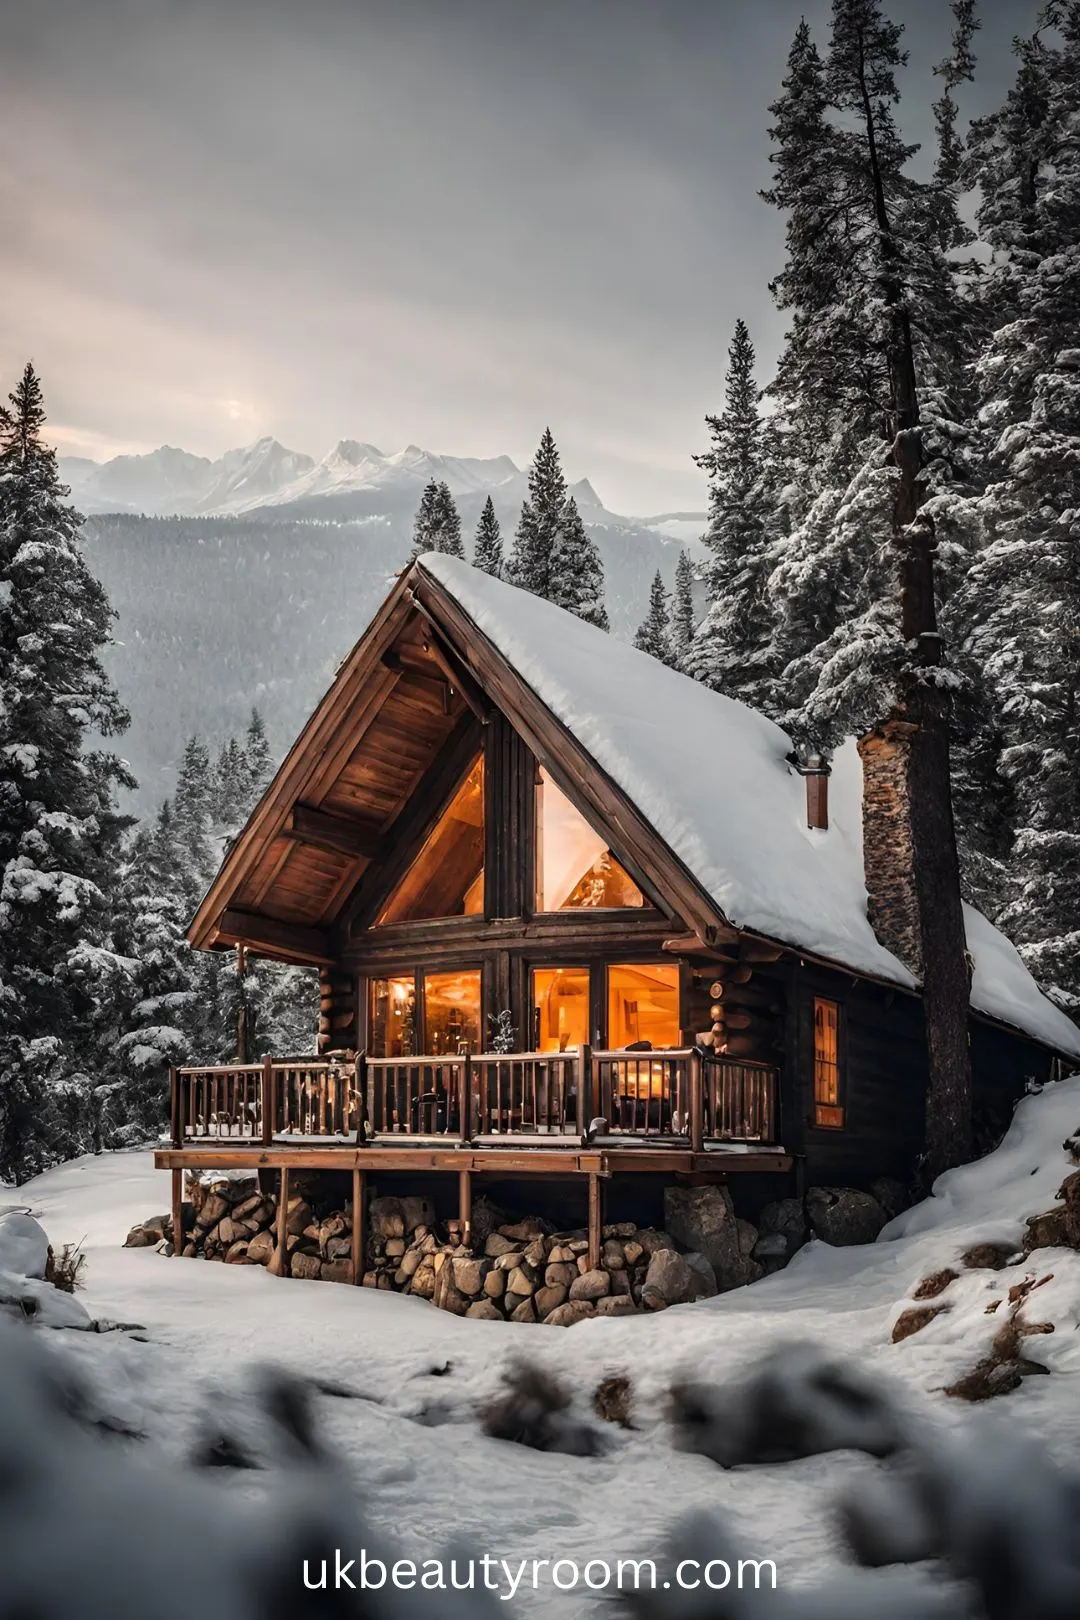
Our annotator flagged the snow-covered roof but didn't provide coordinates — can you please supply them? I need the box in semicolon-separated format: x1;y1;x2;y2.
420;554;1080;1062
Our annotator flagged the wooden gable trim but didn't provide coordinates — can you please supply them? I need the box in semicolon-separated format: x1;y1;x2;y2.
187;577;414;952
410;565;734;947
216;909;335;967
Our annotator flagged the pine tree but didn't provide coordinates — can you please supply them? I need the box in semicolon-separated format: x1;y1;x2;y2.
669;550;696;671
172;737;215;903
0;364;133;1180
686;321;780;710
550;495;609;630
473;496;503;576
407;481;441;563
507;428;569;599
431;481;464;557
634;570;674;665
214;737;247;822
959;2;1080;1009
243;708;272;808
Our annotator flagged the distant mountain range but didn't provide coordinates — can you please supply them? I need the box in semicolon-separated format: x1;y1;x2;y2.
69;438;707;815
60;437;610;521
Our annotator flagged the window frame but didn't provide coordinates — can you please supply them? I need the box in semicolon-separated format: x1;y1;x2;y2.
605;960;682;1052
811;994;845;1130
530;762;652;917
366;964;485;1058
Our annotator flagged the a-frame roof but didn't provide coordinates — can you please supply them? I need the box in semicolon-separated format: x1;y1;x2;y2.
190;554;1080;1061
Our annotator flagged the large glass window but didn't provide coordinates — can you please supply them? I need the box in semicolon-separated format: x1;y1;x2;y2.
424;969;482;1055
531;966;590;1052
535;767;644;911
607;963;680;1049
369;975;416;1058
378;757;485;924
813;997;844;1128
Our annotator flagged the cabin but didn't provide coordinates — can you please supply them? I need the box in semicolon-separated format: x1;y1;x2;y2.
157;554;1080;1281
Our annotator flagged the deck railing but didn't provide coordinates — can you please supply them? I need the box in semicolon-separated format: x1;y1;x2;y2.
171;1046;779;1148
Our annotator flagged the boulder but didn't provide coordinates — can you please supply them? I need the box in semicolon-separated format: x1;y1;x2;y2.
509;1297;537;1324
601;1240;626;1269
641;1248;697;1311
123;1224;161;1250
569;1268;610;1302
0;1213;49;1279
892;1305;947;1343
806;1187;888;1247
1024;1208;1073;1252
595;1295;638;1317
485;1232;519;1257
609;1268;632;1296
483;1268;506;1299
523;1238;547;1268
246;1230;274;1265
683;1251;719;1299
663;1185;744;1287
548;1244;577;1263
369;1197;406;1239
544;1300;597;1327
506;1264;537;1296
603;1221;637;1239
290;1252;322;1281
452;1257;488;1296
433;1269;469;1315
869;1177;912;1222
622;1240;644;1266
466;1299;503;1320
752;1232;789;1261
962;1241;1018;1270
534;1284;568;1317
758;1197;808;1255
632;1226;678;1258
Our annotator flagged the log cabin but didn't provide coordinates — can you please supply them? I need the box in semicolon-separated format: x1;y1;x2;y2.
157;554;1080;1272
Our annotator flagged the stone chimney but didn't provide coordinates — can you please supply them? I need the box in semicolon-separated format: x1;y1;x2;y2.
857;718;922;976
794;752;831;830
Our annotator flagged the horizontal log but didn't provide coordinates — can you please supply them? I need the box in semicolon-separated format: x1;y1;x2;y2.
218;908;336;967
285;804;385;862
738;939;786;964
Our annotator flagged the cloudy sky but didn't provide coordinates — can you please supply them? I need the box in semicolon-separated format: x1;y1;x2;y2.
2;0;1028;513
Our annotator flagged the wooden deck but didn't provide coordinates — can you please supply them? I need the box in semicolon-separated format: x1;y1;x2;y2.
164;1045;786;1171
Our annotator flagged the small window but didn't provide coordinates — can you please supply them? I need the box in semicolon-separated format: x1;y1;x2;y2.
377;756;484;924
423;969;481;1055
531;966;590;1052
535;767;644;911
813;997;844;1128
608;962;680;1049
369;976;416;1058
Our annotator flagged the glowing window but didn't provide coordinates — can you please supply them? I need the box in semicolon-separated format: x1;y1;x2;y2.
378;757;484;924
535;768;643;911
369;976;416;1058
607;962;680;1050
813;997;844;1128
531;967;590;1052
424;969;482;1055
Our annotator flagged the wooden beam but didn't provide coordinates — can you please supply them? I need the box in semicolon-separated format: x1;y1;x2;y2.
171;1169;184;1257
154;1144;792;1175
268;1167;290;1277
217;908;335;967
351;1167;365;1285
663;933;739;962
739;938;786;964
285;804;385;862
587;1173;601;1271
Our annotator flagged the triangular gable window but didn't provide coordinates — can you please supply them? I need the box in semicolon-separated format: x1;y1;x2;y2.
535;767;644;911
378;756;484;924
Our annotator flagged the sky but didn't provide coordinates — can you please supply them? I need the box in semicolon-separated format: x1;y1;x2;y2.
1;0;1032;515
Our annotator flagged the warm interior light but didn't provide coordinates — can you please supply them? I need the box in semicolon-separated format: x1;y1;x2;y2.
531;966;589;1052
378;756;485;924
535;768;643;911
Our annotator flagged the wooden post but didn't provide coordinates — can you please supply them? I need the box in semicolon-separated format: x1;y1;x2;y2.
354;1050;368;1144
689;1049;704;1154
171;1168;184;1257
260;1053;274;1146
460;1053;474;1145
577;1042;592;1139
587;1172;601;1272
268;1166;290;1277
458;1167;472;1245
235;943;249;1063
350;1167;365;1286
169;1065;181;1148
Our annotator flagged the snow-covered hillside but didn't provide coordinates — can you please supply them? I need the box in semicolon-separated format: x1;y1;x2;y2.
11;1078;1080;1613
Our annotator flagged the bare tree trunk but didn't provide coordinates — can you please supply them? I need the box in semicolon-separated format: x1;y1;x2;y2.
855;32;973;1177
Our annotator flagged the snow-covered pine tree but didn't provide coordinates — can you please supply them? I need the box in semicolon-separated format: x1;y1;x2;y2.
686;321;780;710
633;570;674;665
0;365;133;1180
171;737;216;903
214;736;247;823
507;428;569;599
406;480;441;563
243;707;272;808
960;2;1080;1010
669;550;696;671
550;495;609;630
473;495;503;576
431;481;464;557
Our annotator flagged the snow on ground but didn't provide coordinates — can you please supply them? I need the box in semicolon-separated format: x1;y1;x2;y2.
12;1077;1080;1614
